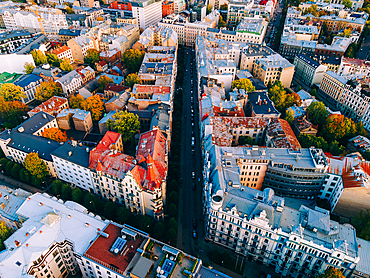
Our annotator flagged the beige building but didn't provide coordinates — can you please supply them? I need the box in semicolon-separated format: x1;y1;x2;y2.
56;108;93;132
67;35;96;61
252;54;295;87
117;17;139;26
133;25;178;51
318;71;348;108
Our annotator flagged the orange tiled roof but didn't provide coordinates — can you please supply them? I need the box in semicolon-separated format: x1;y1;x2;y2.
52;45;71;55
268;118;301;151
28;96;68;116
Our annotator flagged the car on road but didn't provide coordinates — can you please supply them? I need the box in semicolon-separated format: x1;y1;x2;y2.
192;148;195;154
192;218;197;228
192;183;196;190
191;137;195;146
192;171;195;179
191;122;194;127
193;230;197;238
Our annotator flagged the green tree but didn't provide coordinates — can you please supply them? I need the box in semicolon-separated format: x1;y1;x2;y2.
238;136;256;146
167;228;177;244
322;114;356;142
206;4;212;14
122;49;145;72
50;180;63;196
46;53;61;67
10;164;22;180
107;111;140;142
328;140;345;156
317;267;345;278
0;158;8;173
218;15;226;28
69;94;85;109
84;49;100;67
309;89;318;99
31;50;47;66
125;73;140;88
98;75;113;93
353;209;370;241
168;217;177;230
104;202;116;219
117;207;130;224
23;62;35;74
59;59;73;72
153;221;165;240
0;221;13;250
24;153;49;180
168;203;177;218
61;183;72;199
345;42;358;58
19;168;31;183
5;160;15;176
231;78;255;92
285;108;295;125
307;101;329;128
169;191;178;204
72;188;84;203
298;134;328;152
343;0;352;8
0;84;26;101
35;81;63;101
220;3;228;10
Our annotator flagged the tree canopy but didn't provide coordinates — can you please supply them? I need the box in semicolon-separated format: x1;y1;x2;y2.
122;49;145;73
238;136;256;146
0;97;28;129
84;49;100;67
35;81;63;101
23;62;35;74
31;50;47;66
69;94;85;109
322;114;356;142
98;75;113;93
125;73;140;88
46;53;60;67
0;83;26;101
81;95;105;121
60;59;73;72
107;111;140;142
268;81;301;112
353;209;370;241
343;0;352;8
218;15;226;28
307;101;329;128
317;267;345;278
24;152;49;180
41;127;68;142
0;221;13;251
231;78;255;92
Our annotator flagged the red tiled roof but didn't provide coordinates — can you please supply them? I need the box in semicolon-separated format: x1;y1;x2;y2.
28;96;68;116
134;85;171;94
52;45;71;55
98;60;108;66
342;57;370;68
267;118;301;151
84;223;143;274
96;131;121;151
105;84;129;93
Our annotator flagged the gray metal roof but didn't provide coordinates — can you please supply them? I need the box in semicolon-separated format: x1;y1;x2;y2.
51;141;91;168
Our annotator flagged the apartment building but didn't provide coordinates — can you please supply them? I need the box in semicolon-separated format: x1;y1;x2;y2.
247;91;280;118
89;129;168;219
252;54;295;87
204;151;359;278
226;0;256;28
347;135;370;153
131;0;163;30
52;45;74;63
133;25;178;51
265;118;301;150
56;108;93;132
59;29;81;45
51;141;95;192
162;0;174;17
240;44;275;71
13;74;43;104
338;57;370;77
293;54;328;87
0;30;32;54
28;96;69;118
67;35;96;61
318;71;348;108
292;116;318;137
0;112;60;177
56;70;84;96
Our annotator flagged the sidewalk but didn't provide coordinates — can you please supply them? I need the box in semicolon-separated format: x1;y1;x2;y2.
0;173;42;194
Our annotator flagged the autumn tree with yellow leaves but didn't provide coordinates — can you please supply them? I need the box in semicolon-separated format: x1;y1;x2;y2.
41;127;68;142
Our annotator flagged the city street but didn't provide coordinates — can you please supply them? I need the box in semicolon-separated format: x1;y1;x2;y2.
264;0;285;46
356;35;370;60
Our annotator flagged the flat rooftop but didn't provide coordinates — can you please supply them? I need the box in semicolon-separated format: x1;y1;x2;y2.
84;223;144;275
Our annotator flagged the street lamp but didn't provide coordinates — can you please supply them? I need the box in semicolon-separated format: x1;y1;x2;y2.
89;200;96;211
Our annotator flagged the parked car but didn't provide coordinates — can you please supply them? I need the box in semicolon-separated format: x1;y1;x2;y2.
192;183;196;190
192;172;195;179
193;230;197;238
192;218;197;228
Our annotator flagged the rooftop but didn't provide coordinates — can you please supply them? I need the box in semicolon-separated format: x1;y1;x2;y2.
51;141;91;168
296;54;320;69
28;96;68;117
52;45;71;55
267;118;301;150
0;187;31;222
348;135;370;152
57;108;91;121
248;91;280;116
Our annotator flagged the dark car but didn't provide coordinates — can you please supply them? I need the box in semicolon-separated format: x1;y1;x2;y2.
192;218;197;228
192;183;196;190
192;171;195;179
193;230;197;238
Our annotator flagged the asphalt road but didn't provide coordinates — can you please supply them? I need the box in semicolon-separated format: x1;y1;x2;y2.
177;48;204;257
264;0;285;47
356;35;370;60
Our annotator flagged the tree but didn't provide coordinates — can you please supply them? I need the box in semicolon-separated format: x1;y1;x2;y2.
218;15;226;28
19;168;31;183
50;180;63;196
125;73;140;88
31;50;47;66
84;49;100;67
104;202;116;219
72;188;84;203
353;209;370;241
206;4;212;14
317;267;345;278
69;94;85;109
117;207;130;223
98;75;113;93
328;140;345;156
345;42;358;58
309;89;318;99
66;6;75;13
238;136;256;146
41;127;68;142
0;83;26;101
285;108;295;125
220;3;228;10
168;217;177;230
322;114;356;142
343;0;352;8
168;203;177;218
81;95;105;121
24;62;35;74
307;101;329;128
298;134;328;152
167;228;177;243
122;49;145;73
0;158;9;173
231;78;255;92
60;59;73;72
24;153;49;180
61;183;72;199
343;28;352;37
153;221;165;239
46;53;61;67
5;160;15;176
10;164;22;180
169;191;178;204
107;111;140;142
0;221;13;251
35;81;63;101
0;97;28;129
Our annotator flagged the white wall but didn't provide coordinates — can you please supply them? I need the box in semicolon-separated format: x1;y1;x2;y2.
0;54;35;74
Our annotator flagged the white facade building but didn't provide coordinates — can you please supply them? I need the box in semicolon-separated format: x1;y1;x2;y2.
294;54;328;87
56;70;84;96
131;0;163;30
